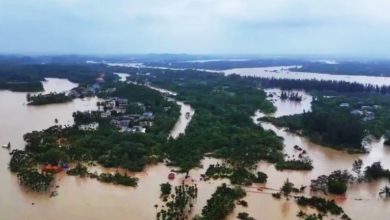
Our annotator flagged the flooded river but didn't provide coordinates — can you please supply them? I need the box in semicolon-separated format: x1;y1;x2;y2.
224;66;390;86
1;77;390;220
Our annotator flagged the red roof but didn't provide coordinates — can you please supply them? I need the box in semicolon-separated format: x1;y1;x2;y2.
168;173;175;180
42;164;63;173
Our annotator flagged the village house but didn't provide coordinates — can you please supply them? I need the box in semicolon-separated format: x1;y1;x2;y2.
101;110;111;118
339;103;350;108
350;105;376;121
116;98;128;108
142;112;154;120
351;109;364;116
78;122;99;131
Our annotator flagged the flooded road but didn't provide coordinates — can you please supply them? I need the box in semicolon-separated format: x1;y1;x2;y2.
168;101;195;139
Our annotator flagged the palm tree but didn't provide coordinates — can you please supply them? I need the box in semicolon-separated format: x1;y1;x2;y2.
379;186;390;198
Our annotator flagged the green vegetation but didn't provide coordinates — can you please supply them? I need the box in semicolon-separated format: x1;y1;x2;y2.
66;163;138;187
0;81;43;92
260;78;390;95
272;179;306;200
156;183;198;220
0;63;118;91
384;136;390;146
296;211;323;220
131;69;284;171
66;163;89;177
327;179;347;195
10;81;177;190
194;183;246;220
254;171;268;183
364;162;390;181
9;150;35;173
17;169;54;192
275;159;313;171
27;92;73;105
97;172;138;186
16;83;180;174
237;212;256;220
310;170;353;195
8;150;53;191
295;196;347;217
203;164;268;185
280;179;303;198
267;93;390;152
160;182;172;197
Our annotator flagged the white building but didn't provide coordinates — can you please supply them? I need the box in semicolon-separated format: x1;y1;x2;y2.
78;122;99;131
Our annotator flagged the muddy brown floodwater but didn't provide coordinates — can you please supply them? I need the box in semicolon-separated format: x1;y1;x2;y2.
228;88;390;220
1;78;390;220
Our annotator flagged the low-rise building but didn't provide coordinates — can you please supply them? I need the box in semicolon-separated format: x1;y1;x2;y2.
142;112;154;120
101;110;111;118
351;109;364;116
78;122;99;131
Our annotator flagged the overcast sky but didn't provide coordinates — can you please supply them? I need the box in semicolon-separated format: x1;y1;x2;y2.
1;0;390;55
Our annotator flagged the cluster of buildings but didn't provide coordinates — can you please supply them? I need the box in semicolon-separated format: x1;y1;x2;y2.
98;97;129;118
97;97;154;134
68;73;116;98
110;112;154;133
340;103;379;121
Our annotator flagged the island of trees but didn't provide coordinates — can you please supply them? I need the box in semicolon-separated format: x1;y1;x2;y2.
27;92;73;105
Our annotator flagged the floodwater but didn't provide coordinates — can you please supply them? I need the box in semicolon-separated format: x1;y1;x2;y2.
1;78;390;220
224;66;390;86
117;72;194;139
168;101;195;139
230;88;390;220
0;78;101;220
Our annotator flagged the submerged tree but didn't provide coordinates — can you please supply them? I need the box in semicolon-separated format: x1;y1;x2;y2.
281;179;295;199
352;159;363;182
156;183;198;220
379;186;390;198
17;169;54;192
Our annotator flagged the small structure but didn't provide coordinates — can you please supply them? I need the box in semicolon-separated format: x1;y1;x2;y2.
101;111;111;118
142;112;154;120
140;120;153;127
133;126;146;133
363;111;375;121
116;98;128;108
168;173;175;180
2;142;11;149
361;105;373;111
351;110;364;116
78;122;99;131
339;103;350;108
42;164;63;173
